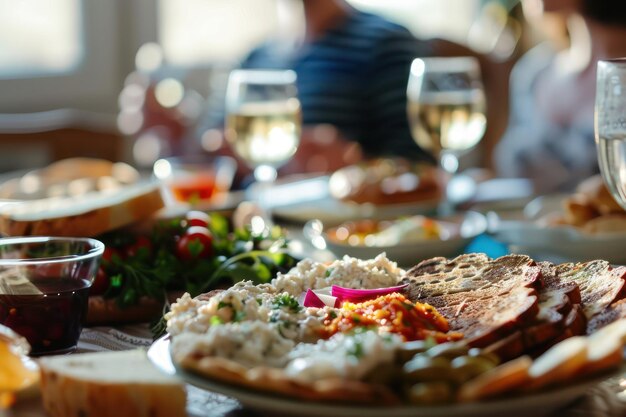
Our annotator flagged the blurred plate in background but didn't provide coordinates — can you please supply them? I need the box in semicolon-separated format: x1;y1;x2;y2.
306;211;487;268
254;175;439;225
491;195;626;264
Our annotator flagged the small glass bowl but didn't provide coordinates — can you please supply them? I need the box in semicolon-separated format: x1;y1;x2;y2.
153;155;237;206
0;236;104;355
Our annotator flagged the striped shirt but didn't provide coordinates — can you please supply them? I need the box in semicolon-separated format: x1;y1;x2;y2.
241;11;434;162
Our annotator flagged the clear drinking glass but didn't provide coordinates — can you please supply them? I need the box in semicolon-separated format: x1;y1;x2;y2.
596;59;626;209
407;57;487;175
224;69;302;183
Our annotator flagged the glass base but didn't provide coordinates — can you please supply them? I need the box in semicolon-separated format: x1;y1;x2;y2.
30;344;77;357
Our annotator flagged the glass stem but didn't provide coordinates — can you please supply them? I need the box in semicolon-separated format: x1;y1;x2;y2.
438;151;459;216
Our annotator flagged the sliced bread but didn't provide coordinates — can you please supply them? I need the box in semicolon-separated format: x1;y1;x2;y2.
556;261;626;318
403;254;541;348
0;182;164;237
39;349;186;417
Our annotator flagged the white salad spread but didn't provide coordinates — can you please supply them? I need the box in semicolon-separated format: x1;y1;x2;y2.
272;254;404;296
168;255;407;381
284;330;403;382
166;282;277;336
172;321;294;369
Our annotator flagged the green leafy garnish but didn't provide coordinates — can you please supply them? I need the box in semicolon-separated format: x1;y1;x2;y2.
97;212;298;339
272;294;302;313
347;339;364;359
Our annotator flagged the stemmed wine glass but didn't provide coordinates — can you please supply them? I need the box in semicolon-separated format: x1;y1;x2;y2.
407;57;487;175
595;59;626;208
225;69;302;184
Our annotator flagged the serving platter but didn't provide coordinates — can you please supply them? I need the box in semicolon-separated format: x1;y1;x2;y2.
148;336;623;417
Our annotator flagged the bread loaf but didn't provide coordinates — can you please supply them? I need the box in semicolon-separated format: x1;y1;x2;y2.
39;349;186;417
0;183;164;237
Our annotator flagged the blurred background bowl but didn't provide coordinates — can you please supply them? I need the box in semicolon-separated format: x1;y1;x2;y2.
310;211;486;268
0;236;104;355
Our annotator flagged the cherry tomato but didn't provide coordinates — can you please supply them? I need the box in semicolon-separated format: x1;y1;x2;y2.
90;268;109;296
184;210;211;228
176;227;214;260
125;236;153;258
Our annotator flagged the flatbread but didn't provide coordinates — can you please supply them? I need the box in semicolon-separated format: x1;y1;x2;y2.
177;355;400;404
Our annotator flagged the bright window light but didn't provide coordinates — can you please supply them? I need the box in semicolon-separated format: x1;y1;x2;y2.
159;0;297;65
346;0;480;42
0;0;83;78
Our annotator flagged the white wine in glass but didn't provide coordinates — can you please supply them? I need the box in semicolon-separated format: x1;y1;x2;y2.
596;59;626;208
225;70;301;182
407;57;486;173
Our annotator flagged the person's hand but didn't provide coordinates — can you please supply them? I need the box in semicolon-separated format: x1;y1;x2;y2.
278;124;363;176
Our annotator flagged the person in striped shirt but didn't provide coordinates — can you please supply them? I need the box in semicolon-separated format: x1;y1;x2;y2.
241;0;436;175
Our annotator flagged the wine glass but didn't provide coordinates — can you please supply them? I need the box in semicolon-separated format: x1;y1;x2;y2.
224;69;302;184
407;57;487;175
596;58;626;209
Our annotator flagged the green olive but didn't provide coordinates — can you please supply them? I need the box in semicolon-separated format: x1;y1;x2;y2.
403;355;452;383
397;340;432;363
426;342;469;359
407;382;453;405
467;348;500;366
362;363;401;385
450;355;496;383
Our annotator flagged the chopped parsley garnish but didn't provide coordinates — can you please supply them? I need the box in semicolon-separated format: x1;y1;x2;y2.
233;310;246;322
272;294;302;313
347;339;364;359
217;301;233;310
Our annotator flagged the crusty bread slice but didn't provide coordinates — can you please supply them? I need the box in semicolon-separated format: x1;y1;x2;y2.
556;261;626;319
457;355;532;402
527;336;588;389
423;286;539;347
404;253;542;297
39;349;186;417
587;298;626;334
585;325;625;374
483;331;525;362
403;254;541;348
0;182;164;237
518;263;582;351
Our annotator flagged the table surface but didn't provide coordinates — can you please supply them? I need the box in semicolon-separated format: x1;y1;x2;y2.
8;322;626;417
5;180;626;417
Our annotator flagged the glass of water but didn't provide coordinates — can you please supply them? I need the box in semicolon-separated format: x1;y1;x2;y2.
595;59;626;209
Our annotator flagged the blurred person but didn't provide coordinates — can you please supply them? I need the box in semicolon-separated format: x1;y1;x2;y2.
494;0;626;193
218;0;437;180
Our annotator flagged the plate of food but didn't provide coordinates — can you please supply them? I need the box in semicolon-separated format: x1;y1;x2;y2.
149;252;626;417
309;211;487;267
492;175;626;263
267;159;443;225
